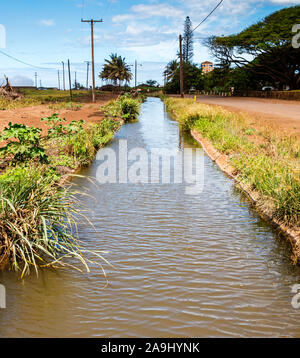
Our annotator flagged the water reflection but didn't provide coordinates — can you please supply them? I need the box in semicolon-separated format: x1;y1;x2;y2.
0;97;300;338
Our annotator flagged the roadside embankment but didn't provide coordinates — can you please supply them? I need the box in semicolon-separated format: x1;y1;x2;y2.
164;97;300;263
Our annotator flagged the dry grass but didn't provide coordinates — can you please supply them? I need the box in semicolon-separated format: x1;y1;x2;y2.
165;97;300;229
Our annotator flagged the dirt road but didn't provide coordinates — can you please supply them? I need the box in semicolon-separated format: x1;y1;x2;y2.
190;95;300;136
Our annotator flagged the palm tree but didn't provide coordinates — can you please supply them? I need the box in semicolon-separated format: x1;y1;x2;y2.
100;53;132;86
163;60;178;82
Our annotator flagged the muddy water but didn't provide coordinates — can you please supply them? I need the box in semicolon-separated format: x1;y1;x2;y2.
1;97;300;337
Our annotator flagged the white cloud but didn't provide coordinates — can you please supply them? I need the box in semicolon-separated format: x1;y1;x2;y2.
39;19;55;27
112;3;184;22
125;24;157;35
82;0;300;66
269;0;300;3
78;34;102;46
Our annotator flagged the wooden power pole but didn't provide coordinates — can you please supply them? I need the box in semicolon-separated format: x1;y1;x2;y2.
134;60;142;88
57;70;61;90
179;34;184;98
68;59;72;101
81;19;103;102
62;61;66;91
135;60;137;88
85;61;90;90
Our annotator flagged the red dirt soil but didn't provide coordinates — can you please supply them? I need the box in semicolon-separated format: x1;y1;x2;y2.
0;95;118;134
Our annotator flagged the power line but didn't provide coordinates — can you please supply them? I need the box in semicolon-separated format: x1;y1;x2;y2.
0;49;57;70
177;0;224;98
103;0;113;17
192;0;224;33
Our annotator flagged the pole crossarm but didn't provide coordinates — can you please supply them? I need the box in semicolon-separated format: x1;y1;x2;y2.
81;19;103;23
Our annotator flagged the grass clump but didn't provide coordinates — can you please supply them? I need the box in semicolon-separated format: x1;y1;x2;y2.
165;97;300;228
0;165;91;277
103;94;142;122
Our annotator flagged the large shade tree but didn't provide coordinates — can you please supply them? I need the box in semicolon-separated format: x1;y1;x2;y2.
206;6;300;89
100;53;132;86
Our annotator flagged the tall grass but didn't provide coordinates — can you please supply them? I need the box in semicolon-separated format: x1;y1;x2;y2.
103;94;141;122
61;119;121;166
0;96;40;110
48;102;83;111
0;104;122;276
165;98;300;228
0;166;100;277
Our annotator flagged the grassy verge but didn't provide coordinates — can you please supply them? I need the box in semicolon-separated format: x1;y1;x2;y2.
164;97;300;254
0;89;112;110
0;95;142;276
48;101;83;111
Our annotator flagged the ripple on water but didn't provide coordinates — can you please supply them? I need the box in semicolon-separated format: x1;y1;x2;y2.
1;98;300;338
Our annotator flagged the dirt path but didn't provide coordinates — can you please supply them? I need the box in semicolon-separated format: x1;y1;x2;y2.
185;95;300;136
0;95;117;134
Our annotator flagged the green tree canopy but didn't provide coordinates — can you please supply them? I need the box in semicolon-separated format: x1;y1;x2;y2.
163;60;179;82
146;80;158;87
164;61;204;94
100;53;132;86
206;6;300;89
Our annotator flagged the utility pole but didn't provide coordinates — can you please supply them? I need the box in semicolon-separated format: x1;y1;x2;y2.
62;61;66;91
177;0;223;99
179;34;184;98
75;71;77;90
57;70;61;90
85;61;90;90
81;19;103;102
135;60;137;88
134;60;142;88
34;72;38;88
68;59;72;101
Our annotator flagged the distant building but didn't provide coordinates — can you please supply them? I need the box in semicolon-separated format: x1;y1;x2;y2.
201;61;213;74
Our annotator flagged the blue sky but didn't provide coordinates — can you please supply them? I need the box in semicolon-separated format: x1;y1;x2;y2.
0;0;299;87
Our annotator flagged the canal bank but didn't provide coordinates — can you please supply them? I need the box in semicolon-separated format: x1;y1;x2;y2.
0;95;142;274
1;97;300;338
164;97;300;264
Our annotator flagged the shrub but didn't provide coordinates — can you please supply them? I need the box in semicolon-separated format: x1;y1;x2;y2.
62;120;120;166
119;97;140;120
42;114;85;139
41;113;66;138
103;95;141;122
64;119;85;136
0;122;48;164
